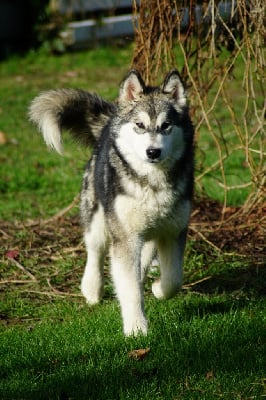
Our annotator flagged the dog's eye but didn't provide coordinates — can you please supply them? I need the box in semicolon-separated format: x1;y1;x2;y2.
161;121;171;130
136;122;145;130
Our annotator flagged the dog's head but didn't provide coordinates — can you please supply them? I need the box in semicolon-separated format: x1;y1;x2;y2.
114;70;191;172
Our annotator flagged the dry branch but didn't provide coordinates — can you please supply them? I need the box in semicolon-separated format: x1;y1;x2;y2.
8;258;37;282
132;0;265;220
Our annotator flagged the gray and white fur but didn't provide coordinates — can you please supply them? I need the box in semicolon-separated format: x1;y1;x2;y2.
29;70;194;336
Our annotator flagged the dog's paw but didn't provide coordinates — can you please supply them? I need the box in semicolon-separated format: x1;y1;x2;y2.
80;269;104;305
123;316;148;337
152;279;181;300
81;290;102;305
151;280;165;299
81;281;103;305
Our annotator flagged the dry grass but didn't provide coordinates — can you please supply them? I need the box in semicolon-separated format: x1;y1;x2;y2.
132;0;265;219
1;198;264;302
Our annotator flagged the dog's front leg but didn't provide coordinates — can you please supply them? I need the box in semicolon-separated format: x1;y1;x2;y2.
111;239;147;336
152;229;187;299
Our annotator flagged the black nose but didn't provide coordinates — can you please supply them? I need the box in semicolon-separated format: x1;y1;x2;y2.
146;147;161;160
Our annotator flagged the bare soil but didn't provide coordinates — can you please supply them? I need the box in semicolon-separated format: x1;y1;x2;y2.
1;199;265;307
190;199;265;262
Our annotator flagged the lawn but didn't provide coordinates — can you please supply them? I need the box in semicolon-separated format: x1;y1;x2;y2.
0;44;265;399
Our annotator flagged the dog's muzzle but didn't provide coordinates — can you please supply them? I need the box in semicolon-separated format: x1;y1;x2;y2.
146;147;161;162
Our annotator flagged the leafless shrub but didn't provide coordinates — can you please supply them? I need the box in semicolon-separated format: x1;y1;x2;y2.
132;0;265;219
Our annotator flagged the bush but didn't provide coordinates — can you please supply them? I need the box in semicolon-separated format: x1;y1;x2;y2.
132;0;265;216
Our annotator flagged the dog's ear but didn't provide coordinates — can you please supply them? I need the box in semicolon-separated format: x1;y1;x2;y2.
119;70;145;102
162;70;186;107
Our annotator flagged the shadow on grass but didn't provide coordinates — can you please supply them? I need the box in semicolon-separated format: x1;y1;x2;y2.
187;263;266;296
8;317;265;400
3;289;265;400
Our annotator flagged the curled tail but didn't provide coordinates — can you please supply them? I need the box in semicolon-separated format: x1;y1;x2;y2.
29;88;116;154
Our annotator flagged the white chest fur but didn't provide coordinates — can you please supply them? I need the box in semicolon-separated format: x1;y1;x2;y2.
114;172;190;237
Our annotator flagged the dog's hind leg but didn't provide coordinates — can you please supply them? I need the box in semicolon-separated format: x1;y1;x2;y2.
81;206;107;304
111;238;147;336
152;230;187;300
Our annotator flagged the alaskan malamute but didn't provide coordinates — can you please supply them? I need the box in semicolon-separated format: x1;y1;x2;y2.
29;70;194;336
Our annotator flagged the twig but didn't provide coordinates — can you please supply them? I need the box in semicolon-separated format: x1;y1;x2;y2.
22;290;82;298
182;276;213;289
46;278;62;294
21;195;80;228
0;280;35;285
42;194;80;225
62;243;84;253
9;258;37;282
0;229;10;238
189;225;222;252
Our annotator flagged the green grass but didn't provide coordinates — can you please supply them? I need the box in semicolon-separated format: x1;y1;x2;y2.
1;229;265;399
1;44;265;399
1;294;265;400
0;44;131;220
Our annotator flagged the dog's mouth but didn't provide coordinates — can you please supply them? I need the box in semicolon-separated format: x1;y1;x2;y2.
146;158;161;164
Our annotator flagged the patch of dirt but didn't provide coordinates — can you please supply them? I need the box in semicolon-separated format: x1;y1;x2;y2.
190;199;265;264
0;199;265;309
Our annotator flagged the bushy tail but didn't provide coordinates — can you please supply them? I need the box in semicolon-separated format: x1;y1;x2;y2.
29;88;115;154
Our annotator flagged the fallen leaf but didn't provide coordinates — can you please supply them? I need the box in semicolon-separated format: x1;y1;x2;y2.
0;131;7;145
128;347;150;360
206;370;215;380
65;70;78;78
15;75;24;82
6;250;19;260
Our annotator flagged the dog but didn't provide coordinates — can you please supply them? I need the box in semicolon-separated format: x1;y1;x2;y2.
29;69;194;336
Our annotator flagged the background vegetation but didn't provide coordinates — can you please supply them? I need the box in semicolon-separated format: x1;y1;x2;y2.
132;0;265;212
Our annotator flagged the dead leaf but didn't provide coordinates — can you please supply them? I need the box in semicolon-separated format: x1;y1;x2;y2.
128;347;150;360
206;370;215;380
0;131;7;145
6;250;19;260
65;70;78;78
15;75;24;82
